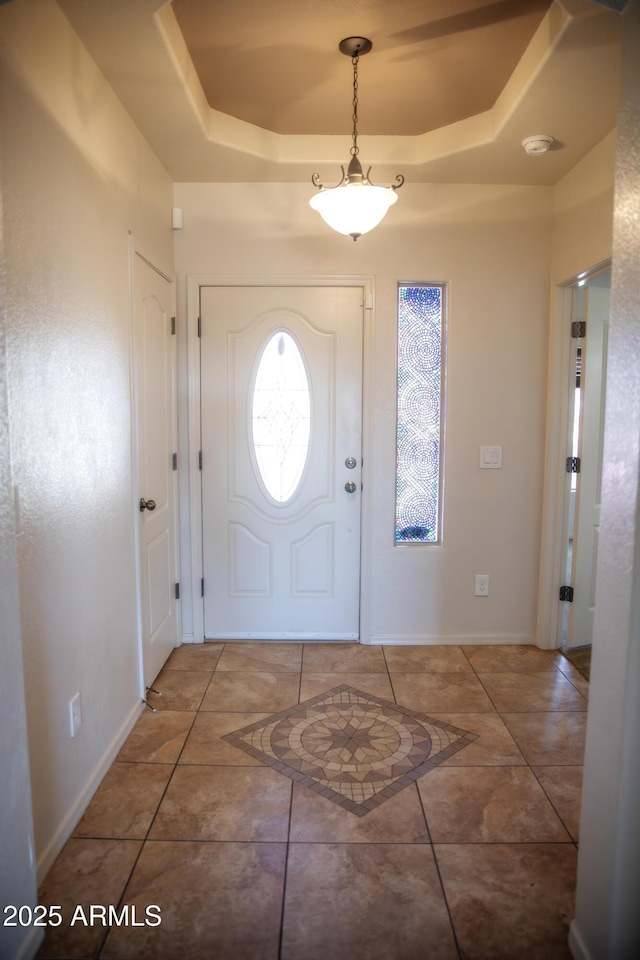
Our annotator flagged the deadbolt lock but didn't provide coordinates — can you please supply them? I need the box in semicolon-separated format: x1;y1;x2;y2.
345;457;357;469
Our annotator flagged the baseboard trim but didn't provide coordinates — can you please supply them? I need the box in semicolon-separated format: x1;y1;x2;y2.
368;634;535;646
205;633;358;641
35;699;143;886
181;633;197;645
568;920;593;960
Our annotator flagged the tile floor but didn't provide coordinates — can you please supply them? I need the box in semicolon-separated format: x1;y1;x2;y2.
37;642;588;960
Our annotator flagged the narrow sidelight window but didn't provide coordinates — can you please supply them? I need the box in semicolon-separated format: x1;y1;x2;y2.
395;283;446;544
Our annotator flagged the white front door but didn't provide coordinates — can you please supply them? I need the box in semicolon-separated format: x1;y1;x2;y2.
568;283;610;649
200;285;363;639
133;254;179;685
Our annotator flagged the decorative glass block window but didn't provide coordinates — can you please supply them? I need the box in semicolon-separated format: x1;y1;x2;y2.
395;284;446;544
252;330;311;503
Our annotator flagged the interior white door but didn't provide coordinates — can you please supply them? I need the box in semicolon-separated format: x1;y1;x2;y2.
200;285;363;639
568;283;609;649
133;254;179;685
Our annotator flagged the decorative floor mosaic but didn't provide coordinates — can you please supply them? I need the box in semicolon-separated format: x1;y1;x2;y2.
223;684;478;816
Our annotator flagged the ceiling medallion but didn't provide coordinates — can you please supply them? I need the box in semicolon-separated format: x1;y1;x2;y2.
309;37;404;241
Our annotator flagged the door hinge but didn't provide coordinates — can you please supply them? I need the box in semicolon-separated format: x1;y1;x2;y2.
197;316;201;338
571;321;586;339
199;450;202;470
559;585;574;602
174;582;180;600
201;577;204;597
566;456;581;474
172;452;178;471
171;316;176;335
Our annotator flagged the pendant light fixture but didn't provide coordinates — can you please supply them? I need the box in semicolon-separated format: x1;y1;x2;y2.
309;37;404;241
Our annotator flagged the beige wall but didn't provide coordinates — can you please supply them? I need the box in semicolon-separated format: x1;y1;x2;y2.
552;129;616;285
174;180;552;644
0;0;173;880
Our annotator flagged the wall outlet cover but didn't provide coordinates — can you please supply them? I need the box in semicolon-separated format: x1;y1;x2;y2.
475;574;490;597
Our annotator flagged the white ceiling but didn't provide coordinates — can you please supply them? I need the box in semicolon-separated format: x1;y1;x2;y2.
56;0;622;185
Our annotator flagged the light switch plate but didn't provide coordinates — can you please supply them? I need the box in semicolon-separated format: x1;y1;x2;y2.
480;446;503;469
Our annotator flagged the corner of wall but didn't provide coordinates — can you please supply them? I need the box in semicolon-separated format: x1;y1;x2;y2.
551;129;616;283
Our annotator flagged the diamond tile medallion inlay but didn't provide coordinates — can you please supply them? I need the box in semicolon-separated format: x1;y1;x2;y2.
223;685;478;816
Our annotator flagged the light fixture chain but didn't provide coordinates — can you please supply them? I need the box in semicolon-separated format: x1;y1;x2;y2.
351;54;359;157
309;37;404;241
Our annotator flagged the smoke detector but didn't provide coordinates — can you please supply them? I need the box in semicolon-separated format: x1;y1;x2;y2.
522;135;554;156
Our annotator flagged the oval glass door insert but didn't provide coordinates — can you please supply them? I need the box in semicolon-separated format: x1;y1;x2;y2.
252;331;311;502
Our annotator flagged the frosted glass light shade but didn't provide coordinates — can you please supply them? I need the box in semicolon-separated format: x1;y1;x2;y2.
309;182;398;239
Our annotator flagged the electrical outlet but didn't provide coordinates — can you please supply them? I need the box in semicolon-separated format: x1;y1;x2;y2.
69;692;82;738
475;574;490;597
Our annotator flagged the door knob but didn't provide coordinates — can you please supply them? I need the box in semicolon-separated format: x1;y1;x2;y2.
140;498;156;512
344;482;357;493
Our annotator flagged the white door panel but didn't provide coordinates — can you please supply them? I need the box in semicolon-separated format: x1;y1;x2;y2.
134;255;178;684
293;523;334;595
147;530;172;634
200;286;362;639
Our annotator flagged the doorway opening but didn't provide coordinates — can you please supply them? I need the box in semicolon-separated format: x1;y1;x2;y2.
558;264;611;657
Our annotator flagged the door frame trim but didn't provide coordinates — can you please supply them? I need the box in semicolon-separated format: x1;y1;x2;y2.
536;258;611;649
187;274;375;644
